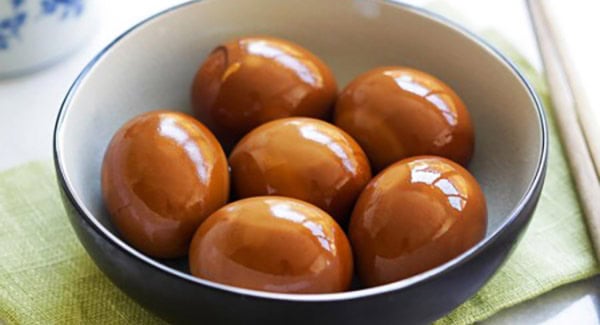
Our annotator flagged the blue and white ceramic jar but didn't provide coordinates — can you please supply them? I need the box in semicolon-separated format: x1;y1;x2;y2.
0;0;95;77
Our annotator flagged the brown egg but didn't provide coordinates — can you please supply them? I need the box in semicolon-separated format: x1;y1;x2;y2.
349;156;487;287
191;36;337;147
334;67;474;171
101;110;229;258
189;196;353;293
229;117;372;225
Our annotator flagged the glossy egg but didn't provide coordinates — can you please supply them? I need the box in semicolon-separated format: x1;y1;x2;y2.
191;36;337;147
349;156;487;287
334;67;474;171
229;117;372;224
189;196;353;293
101;110;230;258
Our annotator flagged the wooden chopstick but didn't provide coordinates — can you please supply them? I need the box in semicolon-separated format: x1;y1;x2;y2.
527;0;600;261
536;2;600;182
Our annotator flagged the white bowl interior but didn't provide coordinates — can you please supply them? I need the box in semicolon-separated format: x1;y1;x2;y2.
57;0;543;272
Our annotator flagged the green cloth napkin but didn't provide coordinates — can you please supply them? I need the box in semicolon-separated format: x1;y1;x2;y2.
1;46;599;325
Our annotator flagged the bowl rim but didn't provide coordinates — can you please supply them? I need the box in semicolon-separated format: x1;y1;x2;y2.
53;0;548;302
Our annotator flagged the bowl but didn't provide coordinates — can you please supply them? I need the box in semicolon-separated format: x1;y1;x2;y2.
0;0;97;77
53;0;548;323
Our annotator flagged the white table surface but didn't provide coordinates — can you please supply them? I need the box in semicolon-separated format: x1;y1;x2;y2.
0;0;598;323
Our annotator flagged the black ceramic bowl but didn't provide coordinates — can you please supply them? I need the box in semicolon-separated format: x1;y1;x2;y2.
53;0;547;323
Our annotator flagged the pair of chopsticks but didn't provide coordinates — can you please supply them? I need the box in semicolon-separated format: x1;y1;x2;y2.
527;0;600;261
